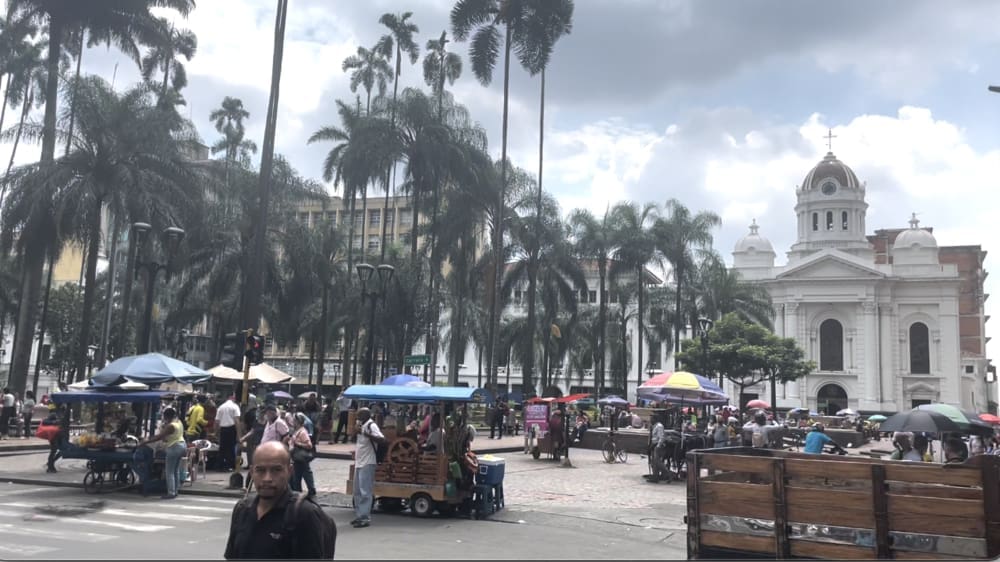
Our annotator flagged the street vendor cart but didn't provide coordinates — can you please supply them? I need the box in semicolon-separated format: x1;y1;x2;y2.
685;446;1000;560
49;388;171;495
524;393;590;461
342;384;503;519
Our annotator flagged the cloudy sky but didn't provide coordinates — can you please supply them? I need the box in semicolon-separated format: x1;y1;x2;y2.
4;0;1000;363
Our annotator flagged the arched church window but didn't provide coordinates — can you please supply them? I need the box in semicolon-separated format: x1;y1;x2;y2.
909;322;930;374
826;211;834;230
820;319;844;371
841;211;848;230
812;213;818;231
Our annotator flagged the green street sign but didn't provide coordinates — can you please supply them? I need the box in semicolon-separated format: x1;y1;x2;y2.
404;354;431;366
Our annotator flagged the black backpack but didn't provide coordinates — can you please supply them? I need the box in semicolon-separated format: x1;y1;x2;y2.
283;492;336;560
362;420;388;464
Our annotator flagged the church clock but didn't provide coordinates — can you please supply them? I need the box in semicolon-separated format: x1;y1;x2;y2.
821;181;837;195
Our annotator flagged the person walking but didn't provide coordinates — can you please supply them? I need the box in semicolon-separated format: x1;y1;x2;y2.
21;391;35;440
141;407;186;499
302;393;321;444
0;387;14;439
185;395;208;442
289;413;317;498
261;404;290;445
216;395;241;471
224;441;335;559
352;407;384;528
39;406;67;473
331;392;352;444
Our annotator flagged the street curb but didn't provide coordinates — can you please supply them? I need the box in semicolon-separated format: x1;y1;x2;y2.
0;477;245;499
0;444;49;453
314;444;524;460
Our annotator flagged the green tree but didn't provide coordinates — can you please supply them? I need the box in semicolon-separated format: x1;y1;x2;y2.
694;252;773;329
422;30;462;120
342;43;392;115
568;206;615;394
140;17;197;103
209;96;257;181
652;198;721;356
610;201;658;385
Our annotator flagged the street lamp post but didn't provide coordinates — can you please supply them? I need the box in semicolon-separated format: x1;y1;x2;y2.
697;317;714;381
131;223;185;355
357;263;394;385
86;344;98;379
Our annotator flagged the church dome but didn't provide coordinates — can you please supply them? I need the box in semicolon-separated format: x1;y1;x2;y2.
893;214;938;250
800;151;862;191
734;219;774;254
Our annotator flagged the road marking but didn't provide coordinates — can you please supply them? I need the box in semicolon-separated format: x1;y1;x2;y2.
0;542;60;556
150;503;232;513
0;523;116;543
186;496;239;505
101;508;218;523
0;511;171;532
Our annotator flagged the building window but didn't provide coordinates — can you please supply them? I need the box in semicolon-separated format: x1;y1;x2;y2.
354;212;364;227
326;211;336;225
369;210;380;228
812;212;818;231
819;319;844;371
514;290;522;304
400;233;410;247
368;237;380;251
965;365;975;374
385;209;394;228
299;212;310;224
826;211;834;231
589;290;597;303
841;211;848;230
579;289;587;302
399;209;413;226
353;235;362;249
909;322;930;374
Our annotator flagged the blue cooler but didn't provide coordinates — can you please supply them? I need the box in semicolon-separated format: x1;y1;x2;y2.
477;455;505;486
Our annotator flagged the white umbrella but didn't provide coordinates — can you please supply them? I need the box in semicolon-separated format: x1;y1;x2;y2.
208;362;294;384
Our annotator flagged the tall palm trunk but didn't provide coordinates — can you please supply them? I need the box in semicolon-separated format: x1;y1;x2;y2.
5;79;31;176
74;198;104;381
161;58;171;101
97;216;121;366
673;263;683;354
0;75;10;144
242;0;288;332
486;25;513;389
597;258;607;394
30;250;55;395
63;31;84;156
314;283;328;393
117;224;139;358
523;67;547;393
380;47;402;262
636;265;644;387
360;184;369;263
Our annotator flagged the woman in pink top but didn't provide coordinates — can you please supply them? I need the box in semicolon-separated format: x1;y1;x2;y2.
289;413;316;497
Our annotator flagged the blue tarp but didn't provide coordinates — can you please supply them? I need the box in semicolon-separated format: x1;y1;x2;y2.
50;390;171;404
343;384;487;403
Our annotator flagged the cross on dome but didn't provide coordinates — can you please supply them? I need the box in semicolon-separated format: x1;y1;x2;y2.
908;212;920;229
824;128;837;151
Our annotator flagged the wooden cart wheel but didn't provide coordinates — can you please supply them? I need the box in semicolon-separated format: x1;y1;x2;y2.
388;438;419;464
410;493;434;517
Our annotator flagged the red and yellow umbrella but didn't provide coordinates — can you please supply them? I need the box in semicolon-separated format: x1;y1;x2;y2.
637;371;728;404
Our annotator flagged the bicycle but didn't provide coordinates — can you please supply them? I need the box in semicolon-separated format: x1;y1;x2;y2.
602;432;628;464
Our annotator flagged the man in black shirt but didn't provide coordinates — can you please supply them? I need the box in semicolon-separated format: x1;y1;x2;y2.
224;441;334;559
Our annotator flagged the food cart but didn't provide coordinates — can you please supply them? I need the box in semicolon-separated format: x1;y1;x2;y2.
685;447;1000;560
49;388;171;494
523;394;591;460
341;384;503;518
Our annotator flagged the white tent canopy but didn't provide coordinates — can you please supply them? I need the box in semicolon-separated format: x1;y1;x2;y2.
69;379;148;390
208;362;294;384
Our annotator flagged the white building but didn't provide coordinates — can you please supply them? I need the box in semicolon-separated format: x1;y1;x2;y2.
732;151;992;414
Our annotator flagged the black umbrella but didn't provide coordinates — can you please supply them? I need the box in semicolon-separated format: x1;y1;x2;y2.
878;409;962;434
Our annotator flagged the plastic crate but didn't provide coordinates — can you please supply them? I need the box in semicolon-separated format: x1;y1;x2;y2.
477;456;505;486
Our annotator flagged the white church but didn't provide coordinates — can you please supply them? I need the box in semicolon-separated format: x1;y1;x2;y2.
731;150;992;415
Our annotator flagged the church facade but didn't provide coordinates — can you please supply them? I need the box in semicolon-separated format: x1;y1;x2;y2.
731;151;992;414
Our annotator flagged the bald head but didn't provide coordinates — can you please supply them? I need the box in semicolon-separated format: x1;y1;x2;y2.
252;441;291;499
357;407;371;422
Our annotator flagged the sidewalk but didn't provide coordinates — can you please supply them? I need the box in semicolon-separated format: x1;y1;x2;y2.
0;433;528;503
0;437;50;452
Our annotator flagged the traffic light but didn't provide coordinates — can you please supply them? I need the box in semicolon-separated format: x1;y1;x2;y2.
221;333;243;370
247;334;265;366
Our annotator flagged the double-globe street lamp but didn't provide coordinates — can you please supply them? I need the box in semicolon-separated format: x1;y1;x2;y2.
357;263;394;385
697;317;714;384
131;222;185;355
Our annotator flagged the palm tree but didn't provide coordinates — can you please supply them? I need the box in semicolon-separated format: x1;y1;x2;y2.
451;0;575;387
342;44;392;116
422;31;462;120
376;11;419;259
209;96;257;180
5;0;194;394
652;198;721;355
2;33;44;177
4;75;203;382
568;206;616;394
610;201;658;386
0;9;38;141
694;252;773;329
140;17;197;103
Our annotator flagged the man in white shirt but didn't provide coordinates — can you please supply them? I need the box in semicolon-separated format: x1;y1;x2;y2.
216;396;241;471
260;404;290;445
1;388;14;439
331;392;353;444
352;407;384;528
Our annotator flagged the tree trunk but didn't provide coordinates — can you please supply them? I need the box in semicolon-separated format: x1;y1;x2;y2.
241;0;288;332
486;25;514;389
117;224;139;358
64;31;84;157
9;248;43;394
380;51;401;262
315;283;328;393
307;332;315;385
97;215;120;366
5;79;31;177
74;198;104;381
636;265;644;386
0;74;10;144
597;258;607;396
674;263;683;354
31;251;55;395
161;58;172;101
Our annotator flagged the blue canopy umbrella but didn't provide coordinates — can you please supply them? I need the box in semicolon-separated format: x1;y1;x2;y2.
381;374;425;386
90;352;211;387
597;395;630;408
